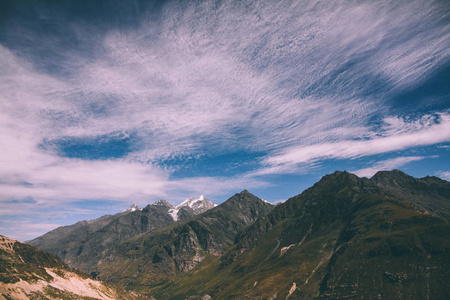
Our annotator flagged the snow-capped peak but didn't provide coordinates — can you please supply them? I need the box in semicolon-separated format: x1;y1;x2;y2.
153;200;174;209
177;197;198;209
167;195;216;221
123;204;141;212
177;195;214;210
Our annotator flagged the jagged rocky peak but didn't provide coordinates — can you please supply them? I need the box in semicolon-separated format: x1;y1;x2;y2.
220;190;275;213
319;170;377;188
371;169;424;189
154;199;175;209
238;189;273;205
421;175;449;184
123;203;141;212
371;169;450;188
168;195;216;222
370;169;450;219
368;169;443;189
177;195;216;213
323;170;358;181
371;169;410;180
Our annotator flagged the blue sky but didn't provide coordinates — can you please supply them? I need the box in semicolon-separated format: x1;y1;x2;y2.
0;0;449;241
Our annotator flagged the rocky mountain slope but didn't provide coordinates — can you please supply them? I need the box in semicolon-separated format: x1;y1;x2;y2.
371;169;450;219
95;191;274;295
28;196;215;275
156;171;450;299
0;235;149;300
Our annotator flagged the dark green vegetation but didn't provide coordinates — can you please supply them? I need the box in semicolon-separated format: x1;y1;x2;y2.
27;170;450;299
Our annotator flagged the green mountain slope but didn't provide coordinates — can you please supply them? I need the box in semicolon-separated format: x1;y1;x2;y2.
29;203;174;274
96;190;274;295
0;235;150;300
28;201;195;275
159;171;450;299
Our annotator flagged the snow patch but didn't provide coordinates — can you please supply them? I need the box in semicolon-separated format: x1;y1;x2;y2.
280;244;296;256
178;196;197;208
123;204;141;212
261;199;272;204
169;208;179;221
280;224;313;256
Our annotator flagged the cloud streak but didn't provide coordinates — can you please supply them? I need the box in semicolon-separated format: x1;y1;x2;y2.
436;171;450;181
353;156;436;178
261;113;450;174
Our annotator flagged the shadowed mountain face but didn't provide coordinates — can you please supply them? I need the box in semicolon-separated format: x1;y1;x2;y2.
0;235;149;299
371;169;450;219
96;190;274;293
155;171;450;299
28;197;213;274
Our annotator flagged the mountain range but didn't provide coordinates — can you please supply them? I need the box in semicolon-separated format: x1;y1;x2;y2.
5;170;450;299
28;195;216;275
96;190;274;293
161;170;450;299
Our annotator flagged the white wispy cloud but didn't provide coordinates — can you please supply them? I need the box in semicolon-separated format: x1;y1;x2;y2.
169;175;271;199
353;156;436;178
6;0;448;160
0;220;64;242
436;171;450;181
3;0;448;160
261;113;450;174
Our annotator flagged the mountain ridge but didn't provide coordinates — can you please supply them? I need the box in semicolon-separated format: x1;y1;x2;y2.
28;195;217;275
154;170;450;299
371;169;450;219
95;190;274;293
